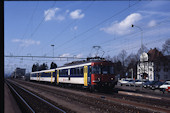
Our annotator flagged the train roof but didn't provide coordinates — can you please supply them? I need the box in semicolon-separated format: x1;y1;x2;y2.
30;60;113;73
57;62;91;70
30;69;55;74
57;60;113;69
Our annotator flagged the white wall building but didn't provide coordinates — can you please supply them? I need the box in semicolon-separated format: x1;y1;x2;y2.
137;52;155;81
137;48;170;81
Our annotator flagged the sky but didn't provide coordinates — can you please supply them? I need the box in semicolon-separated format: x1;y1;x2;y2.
4;1;170;75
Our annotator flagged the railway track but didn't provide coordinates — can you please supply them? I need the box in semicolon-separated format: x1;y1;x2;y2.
6;80;67;113
23;79;170;109
8;79;170;113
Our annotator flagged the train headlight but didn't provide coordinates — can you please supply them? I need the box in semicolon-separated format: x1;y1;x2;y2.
111;78;114;80
92;78;100;83
98;78;100;81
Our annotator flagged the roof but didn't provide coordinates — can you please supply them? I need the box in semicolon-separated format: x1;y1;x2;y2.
63;59;110;66
147;48;164;61
30;69;55;74
57;62;92;70
60;60;112;68
31;60;113;73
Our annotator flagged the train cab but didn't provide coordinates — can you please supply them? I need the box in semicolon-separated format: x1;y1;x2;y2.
90;61;116;90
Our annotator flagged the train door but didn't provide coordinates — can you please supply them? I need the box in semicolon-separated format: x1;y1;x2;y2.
88;66;91;85
84;66;88;86
68;69;70;80
54;70;57;84
57;70;59;84
50;72;53;83
39;73;41;81
36;73;38;81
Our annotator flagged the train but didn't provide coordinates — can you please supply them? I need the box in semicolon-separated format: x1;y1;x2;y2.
30;60;117;91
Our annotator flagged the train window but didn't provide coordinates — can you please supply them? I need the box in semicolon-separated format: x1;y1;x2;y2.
65;69;68;75
70;67;83;75
71;68;76;75
92;65;102;74
102;66;114;74
89;66;91;74
92;65;114;74
74;68;76;75
110;66;114;74
76;68;79;75
44;73;50;77
59;69;68;75
59;70;62;75
71;69;73;75
80;67;83;74
102;66;108;74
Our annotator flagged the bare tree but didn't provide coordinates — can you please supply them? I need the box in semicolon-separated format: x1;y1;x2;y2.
118;50;127;67
137;44;149;59
125;53;138;79
118;50;127;77
162;39;170;55
125;53;138;67
112;55;119;63
105;55;112;61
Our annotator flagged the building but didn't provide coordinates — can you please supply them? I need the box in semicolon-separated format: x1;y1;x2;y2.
137;48;170;81
13;67;26;78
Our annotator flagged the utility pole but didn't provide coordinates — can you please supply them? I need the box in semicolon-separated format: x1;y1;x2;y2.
51;44;54;62
131;68;133;79
51;44;54;58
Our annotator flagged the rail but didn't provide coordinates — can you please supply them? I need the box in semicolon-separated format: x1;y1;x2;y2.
6;80;66;113
6;81;35;113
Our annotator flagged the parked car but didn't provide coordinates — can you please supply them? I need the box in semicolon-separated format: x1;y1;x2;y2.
127;80;135;86
119;79;130;86
160;80;170;92
143;81;157;88
143;81;151;88
119;80;129;86
149;81;164;90
134;80;144;86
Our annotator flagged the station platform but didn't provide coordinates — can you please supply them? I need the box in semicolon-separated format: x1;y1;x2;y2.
4;83;21;113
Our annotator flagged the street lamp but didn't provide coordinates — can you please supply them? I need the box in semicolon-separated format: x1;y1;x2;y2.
51;44;54;58
132;24;144;89
131;24;143;53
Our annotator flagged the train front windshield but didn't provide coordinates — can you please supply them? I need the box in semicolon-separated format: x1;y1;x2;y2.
92;65;114;74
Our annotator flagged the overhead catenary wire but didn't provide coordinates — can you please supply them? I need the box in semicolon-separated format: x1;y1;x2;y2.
16;1;39;55
6;37;168;63
47;0;146;56
7;2;40;70
59;12;170;55
60;18;170;57
45;1;141;55
34;1;95;56
17;1;57;55
106;37;169;53
30;1;57;38
5;0;169;73
5;37;168;74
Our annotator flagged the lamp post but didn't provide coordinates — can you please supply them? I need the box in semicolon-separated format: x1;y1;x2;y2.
51;44;54;62
132;24;144;89
51;44;54;58
131;24;143;53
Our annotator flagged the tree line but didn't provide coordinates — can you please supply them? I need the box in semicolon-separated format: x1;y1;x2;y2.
32;62;57;72
104;39;170;78
31;39;169;76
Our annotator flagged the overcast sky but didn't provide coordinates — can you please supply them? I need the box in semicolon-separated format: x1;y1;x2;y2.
4;1;170;74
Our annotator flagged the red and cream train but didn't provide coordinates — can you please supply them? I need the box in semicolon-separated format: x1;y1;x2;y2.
30;60;117;91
